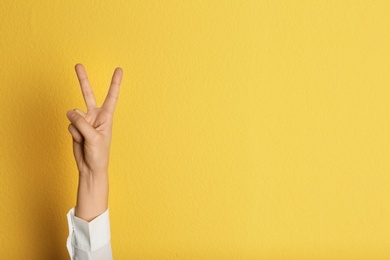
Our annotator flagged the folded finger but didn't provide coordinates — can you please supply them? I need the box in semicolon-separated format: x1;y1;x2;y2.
68;123;83;144
66;110;97;142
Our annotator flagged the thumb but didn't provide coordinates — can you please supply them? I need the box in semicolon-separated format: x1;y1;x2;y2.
66;110;96;142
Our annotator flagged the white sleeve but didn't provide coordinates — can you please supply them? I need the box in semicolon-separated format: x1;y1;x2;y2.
66;207;113;260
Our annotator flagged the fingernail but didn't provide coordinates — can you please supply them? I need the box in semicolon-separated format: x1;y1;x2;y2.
67;110;76;118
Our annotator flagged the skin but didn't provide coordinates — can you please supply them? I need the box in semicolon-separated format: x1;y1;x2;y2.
66;63;123;222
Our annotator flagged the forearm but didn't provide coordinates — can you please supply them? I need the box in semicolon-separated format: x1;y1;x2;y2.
75;173;109;222
67;172;112;259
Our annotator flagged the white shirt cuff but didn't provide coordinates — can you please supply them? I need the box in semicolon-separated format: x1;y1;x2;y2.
66;207;111;257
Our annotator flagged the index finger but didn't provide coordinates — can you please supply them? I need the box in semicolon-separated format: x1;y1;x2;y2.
102;67;123;114
75;63;97;111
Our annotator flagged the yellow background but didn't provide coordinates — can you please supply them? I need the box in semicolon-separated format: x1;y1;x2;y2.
1;0;390;259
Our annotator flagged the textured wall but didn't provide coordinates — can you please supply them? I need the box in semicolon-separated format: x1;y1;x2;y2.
1;0;390;259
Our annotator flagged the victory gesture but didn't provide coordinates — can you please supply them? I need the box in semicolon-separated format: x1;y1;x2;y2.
66;63;123;222
67;64;123;178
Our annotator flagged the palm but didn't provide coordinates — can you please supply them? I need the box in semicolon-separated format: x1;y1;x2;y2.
69;64;123;175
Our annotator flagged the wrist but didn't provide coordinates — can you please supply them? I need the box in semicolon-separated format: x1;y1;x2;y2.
75;173;109;222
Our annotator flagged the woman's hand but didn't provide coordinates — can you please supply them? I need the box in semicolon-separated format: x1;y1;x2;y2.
67;64;123;178
66;63;123;221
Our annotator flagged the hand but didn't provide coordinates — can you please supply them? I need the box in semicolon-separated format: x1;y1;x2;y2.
66;63;123;221
67;64;123;178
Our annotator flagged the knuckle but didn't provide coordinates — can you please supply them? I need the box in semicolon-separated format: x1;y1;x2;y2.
107;93;118;100
83;90;94;96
